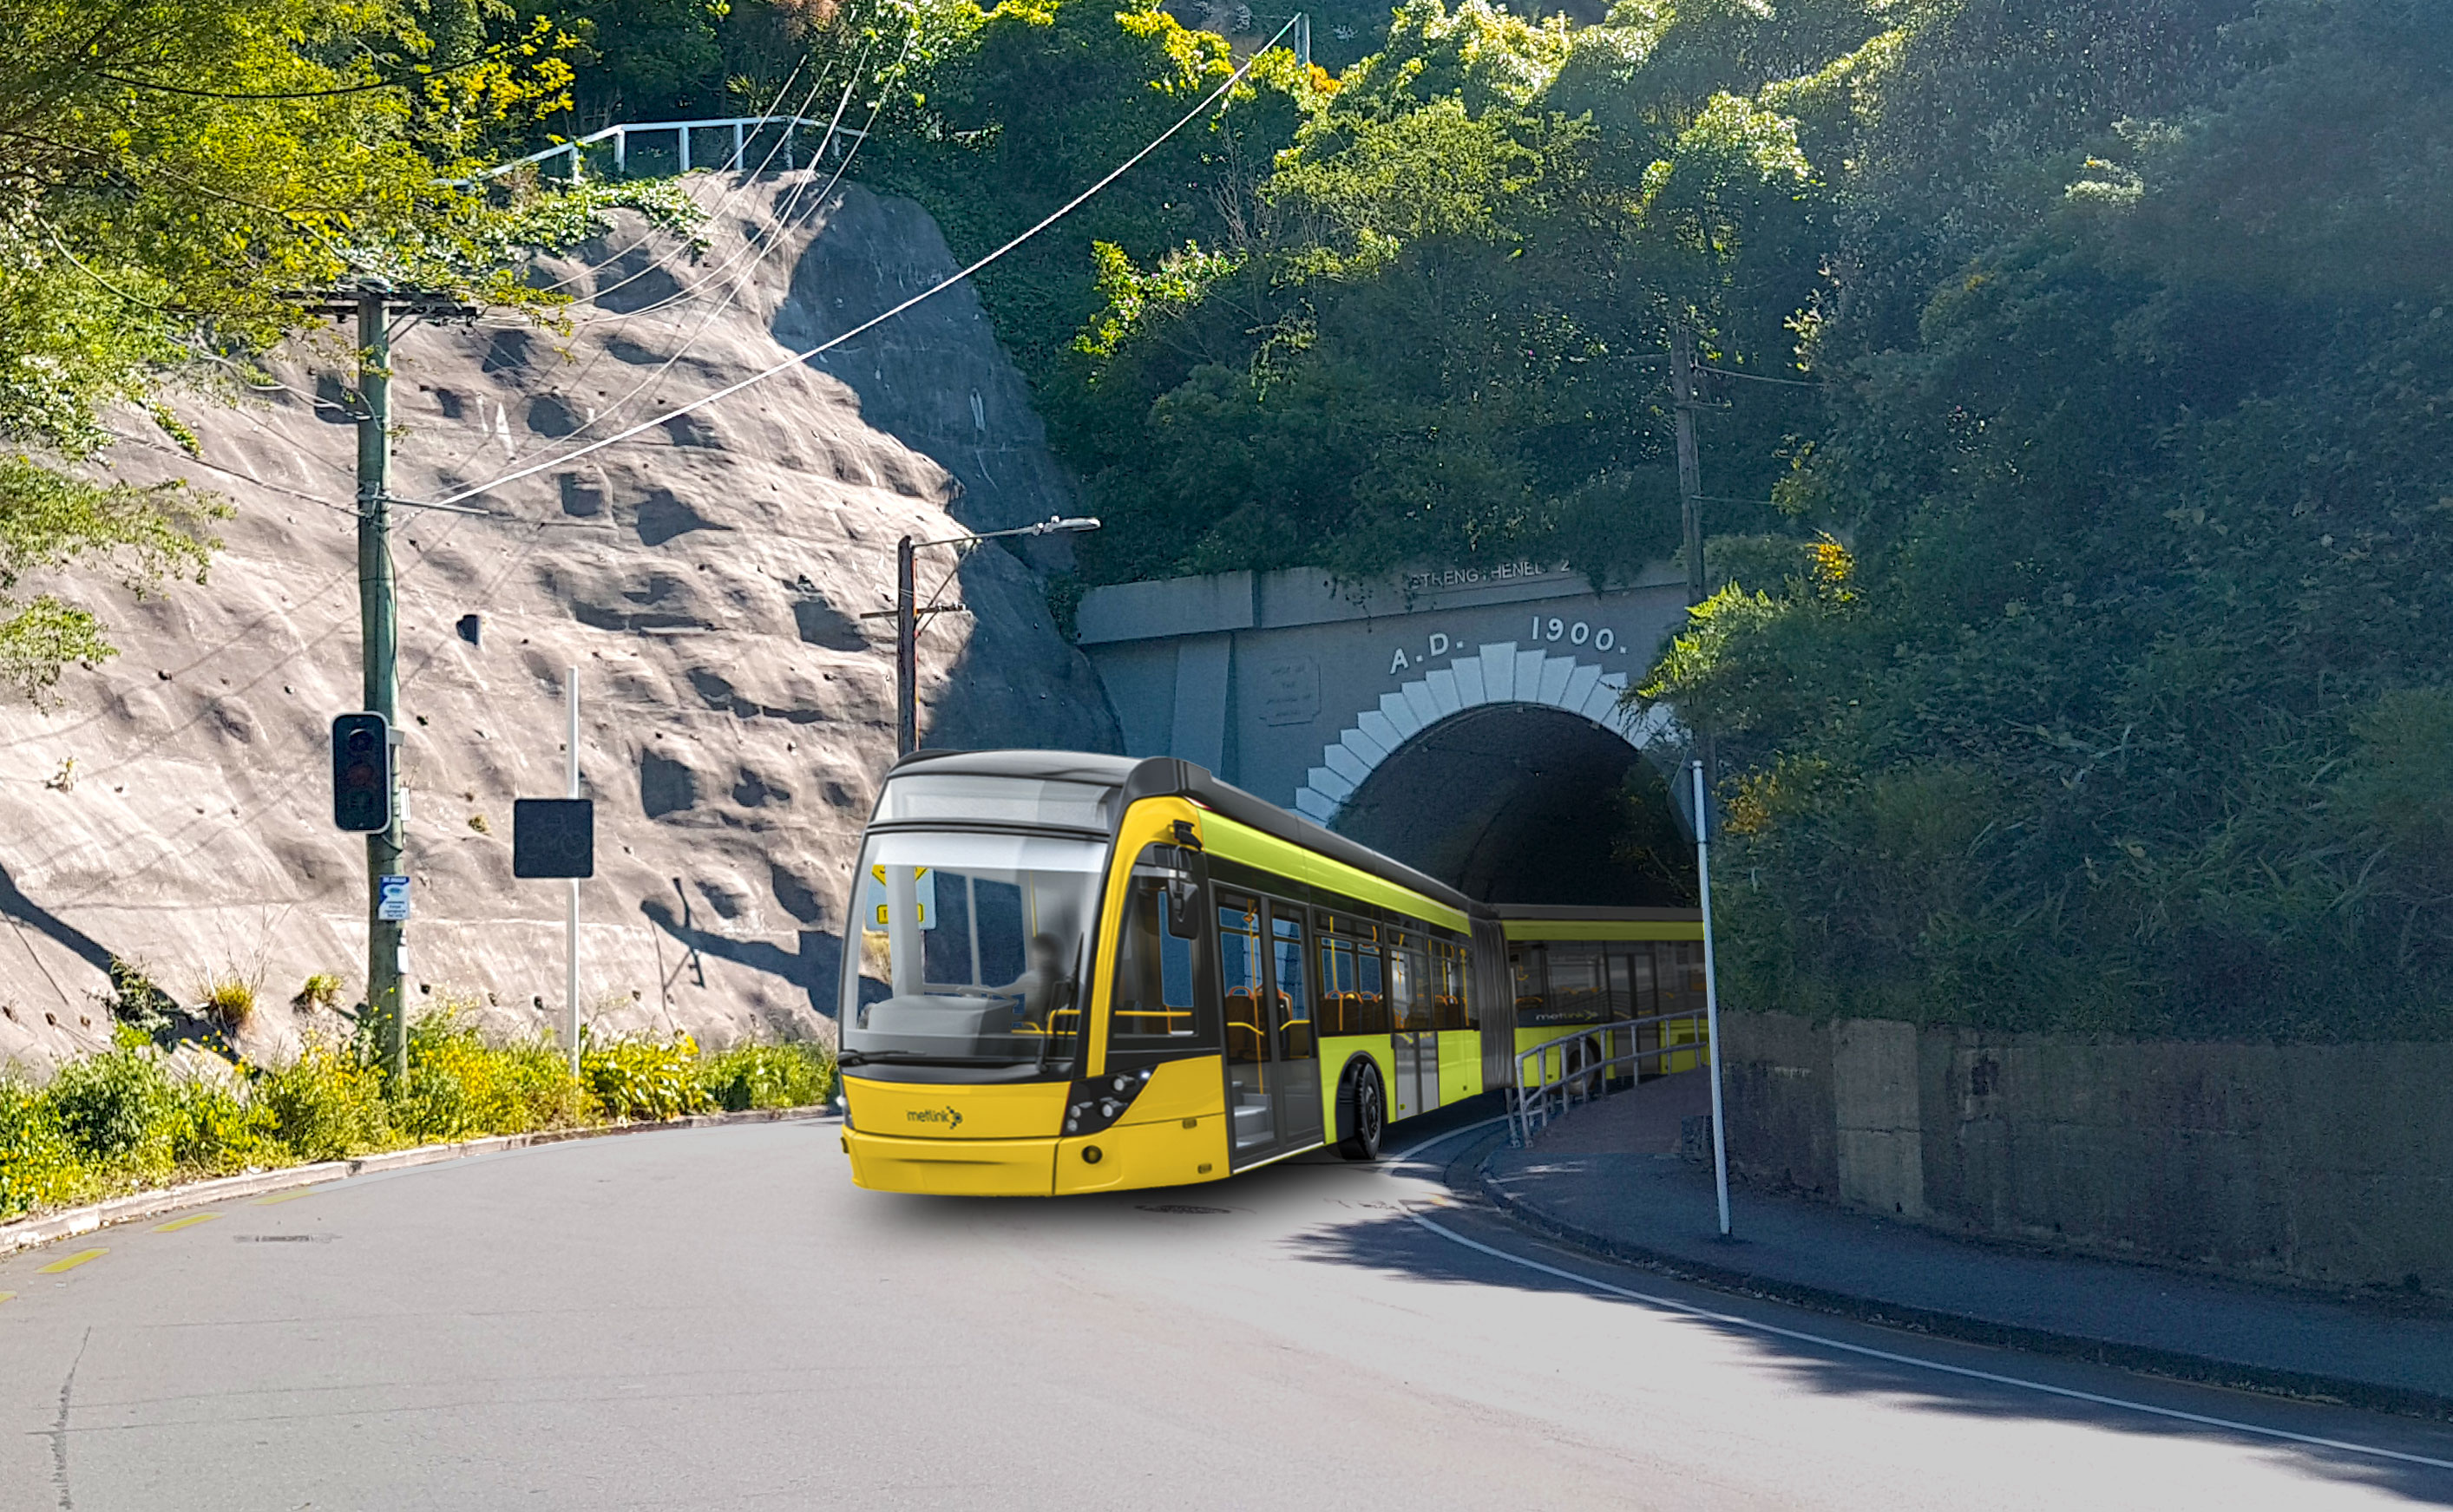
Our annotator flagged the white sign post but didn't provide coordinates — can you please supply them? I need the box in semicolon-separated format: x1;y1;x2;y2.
567;667;581;1077
1694;758;1732;1238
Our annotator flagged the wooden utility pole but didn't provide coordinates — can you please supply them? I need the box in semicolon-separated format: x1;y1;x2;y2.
1669;317;1719;817
1670;319;1706;606
316;285;474;1079
355;291;407;1080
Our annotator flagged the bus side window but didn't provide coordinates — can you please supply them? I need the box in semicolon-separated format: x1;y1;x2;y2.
1434;939;1473;1031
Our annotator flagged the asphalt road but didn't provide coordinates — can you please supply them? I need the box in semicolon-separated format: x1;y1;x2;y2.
5;1103;2453;1510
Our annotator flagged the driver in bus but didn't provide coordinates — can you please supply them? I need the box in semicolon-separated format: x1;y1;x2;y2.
995;932;1074;1027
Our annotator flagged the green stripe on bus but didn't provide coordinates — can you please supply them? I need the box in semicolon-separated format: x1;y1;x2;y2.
1201;814;1472;934
1499;920;1703;941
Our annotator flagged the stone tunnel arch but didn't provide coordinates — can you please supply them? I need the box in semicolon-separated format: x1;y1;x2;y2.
1292;638;1673;828
1290;639;1692;906
1329;703;1695;906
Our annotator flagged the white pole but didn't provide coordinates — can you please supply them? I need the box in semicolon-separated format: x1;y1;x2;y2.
1695;758;1732;1238
567;667;582;1076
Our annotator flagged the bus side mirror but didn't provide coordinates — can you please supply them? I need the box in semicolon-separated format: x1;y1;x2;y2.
1165;876;1200;939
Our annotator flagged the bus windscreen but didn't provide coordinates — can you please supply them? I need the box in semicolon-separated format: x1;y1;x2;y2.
841;830;1106;1069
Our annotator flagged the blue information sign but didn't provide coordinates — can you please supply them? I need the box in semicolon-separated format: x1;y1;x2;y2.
377;874;411;922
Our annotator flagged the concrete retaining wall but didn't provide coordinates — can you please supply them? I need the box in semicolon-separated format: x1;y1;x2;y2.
1722;1010;2453;1299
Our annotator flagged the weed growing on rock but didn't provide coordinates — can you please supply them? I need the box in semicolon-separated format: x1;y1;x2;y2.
292;972;343;1013
393;1006;588;1142
200;974;256;1029
0;1073;82;1217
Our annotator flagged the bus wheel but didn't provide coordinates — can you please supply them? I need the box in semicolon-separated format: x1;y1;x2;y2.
1337;1059;1385;1161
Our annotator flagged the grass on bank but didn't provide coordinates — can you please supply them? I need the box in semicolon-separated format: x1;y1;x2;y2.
0;1006;834;1223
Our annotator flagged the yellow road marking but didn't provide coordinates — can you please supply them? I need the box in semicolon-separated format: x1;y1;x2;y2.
38;1248;107;1273
154;1213;220;1233
249;1188;317;1205
0;1291;15;1306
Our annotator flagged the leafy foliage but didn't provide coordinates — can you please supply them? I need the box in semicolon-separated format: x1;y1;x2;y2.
0;997;834;1221
580;1031;713;1121
880;0;2453;1038
698;1040;837;1111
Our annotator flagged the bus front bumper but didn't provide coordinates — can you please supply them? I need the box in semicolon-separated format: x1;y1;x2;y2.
843;1128;1059;1196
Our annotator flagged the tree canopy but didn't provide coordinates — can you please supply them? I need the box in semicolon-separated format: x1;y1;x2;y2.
876;0;2453;1039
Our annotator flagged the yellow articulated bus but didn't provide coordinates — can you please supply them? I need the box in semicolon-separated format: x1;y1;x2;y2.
836;750;1702;1197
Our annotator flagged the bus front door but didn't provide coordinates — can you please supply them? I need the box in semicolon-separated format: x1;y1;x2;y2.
1219;894;1276;1157
1265;900;1325;1150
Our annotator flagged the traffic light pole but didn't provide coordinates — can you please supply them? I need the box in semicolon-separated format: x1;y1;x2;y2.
356;292;406;1080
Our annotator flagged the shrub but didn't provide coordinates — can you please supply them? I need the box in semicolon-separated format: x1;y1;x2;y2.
44;1028;173;1167
0;1074;82;1221
698;1041;835;1112
292;972;344;1013
392;1008;588;1142
581;1032;711;1122
162;1077;282;1174
256;1040;389;1161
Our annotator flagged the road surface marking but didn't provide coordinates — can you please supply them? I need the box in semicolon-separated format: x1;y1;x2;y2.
0;1291;14;1306
38;1248;107;1274
1387;1115;1512;1166
1410;1214;2453;1474
153;1213;220;1233
250;1188;318;1205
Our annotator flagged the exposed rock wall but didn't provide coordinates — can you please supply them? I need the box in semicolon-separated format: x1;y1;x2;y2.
0;173;1118;1075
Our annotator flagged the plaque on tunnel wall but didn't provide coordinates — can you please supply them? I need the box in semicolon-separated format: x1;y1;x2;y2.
1258;656;1321;726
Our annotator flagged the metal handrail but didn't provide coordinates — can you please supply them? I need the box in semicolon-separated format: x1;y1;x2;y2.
464;115;869;184
1507;1011;1710;1148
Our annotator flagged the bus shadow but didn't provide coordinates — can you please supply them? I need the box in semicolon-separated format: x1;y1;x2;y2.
1271;1187;2453;1505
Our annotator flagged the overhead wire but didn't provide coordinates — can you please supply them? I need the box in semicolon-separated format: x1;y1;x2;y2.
573;42;877;328
1702;364;1820;388
524;54;824;298
429;14;1301;510
517;38;902;462
566;56;848;316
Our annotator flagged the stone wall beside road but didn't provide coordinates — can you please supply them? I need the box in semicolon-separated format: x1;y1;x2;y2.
1722;1010;2453;1301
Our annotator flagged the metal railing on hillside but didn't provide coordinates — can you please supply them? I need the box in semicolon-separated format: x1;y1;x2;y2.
1508;1011;1711;1148
466;115;868;184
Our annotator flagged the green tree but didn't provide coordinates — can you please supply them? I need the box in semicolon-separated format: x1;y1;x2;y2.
0;0;592;694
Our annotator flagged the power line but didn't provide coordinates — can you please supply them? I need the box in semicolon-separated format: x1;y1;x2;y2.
430;16;1300;509
574;43;884;327
570;60;849;316
524;64;886;460
1702;364;1820;389
527;56;824;297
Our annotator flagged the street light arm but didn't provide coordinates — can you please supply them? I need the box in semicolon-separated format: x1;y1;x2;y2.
908;514;1101;552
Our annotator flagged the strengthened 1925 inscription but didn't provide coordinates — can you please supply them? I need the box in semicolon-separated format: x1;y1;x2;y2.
1403;560;1565;592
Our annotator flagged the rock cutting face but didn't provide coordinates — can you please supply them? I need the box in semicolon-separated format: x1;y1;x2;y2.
0;175;1117;1073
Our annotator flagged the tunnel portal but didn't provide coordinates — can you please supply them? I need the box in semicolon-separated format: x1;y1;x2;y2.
1329;704;1695;907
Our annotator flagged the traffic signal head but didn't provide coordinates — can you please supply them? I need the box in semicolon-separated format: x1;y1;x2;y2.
331;712;392;832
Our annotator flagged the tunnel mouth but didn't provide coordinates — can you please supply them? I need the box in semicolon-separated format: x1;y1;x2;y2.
1330;704;1695;907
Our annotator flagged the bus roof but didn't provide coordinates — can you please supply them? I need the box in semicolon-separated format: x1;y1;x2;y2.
886;750;1698;932
890;749;1474;917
